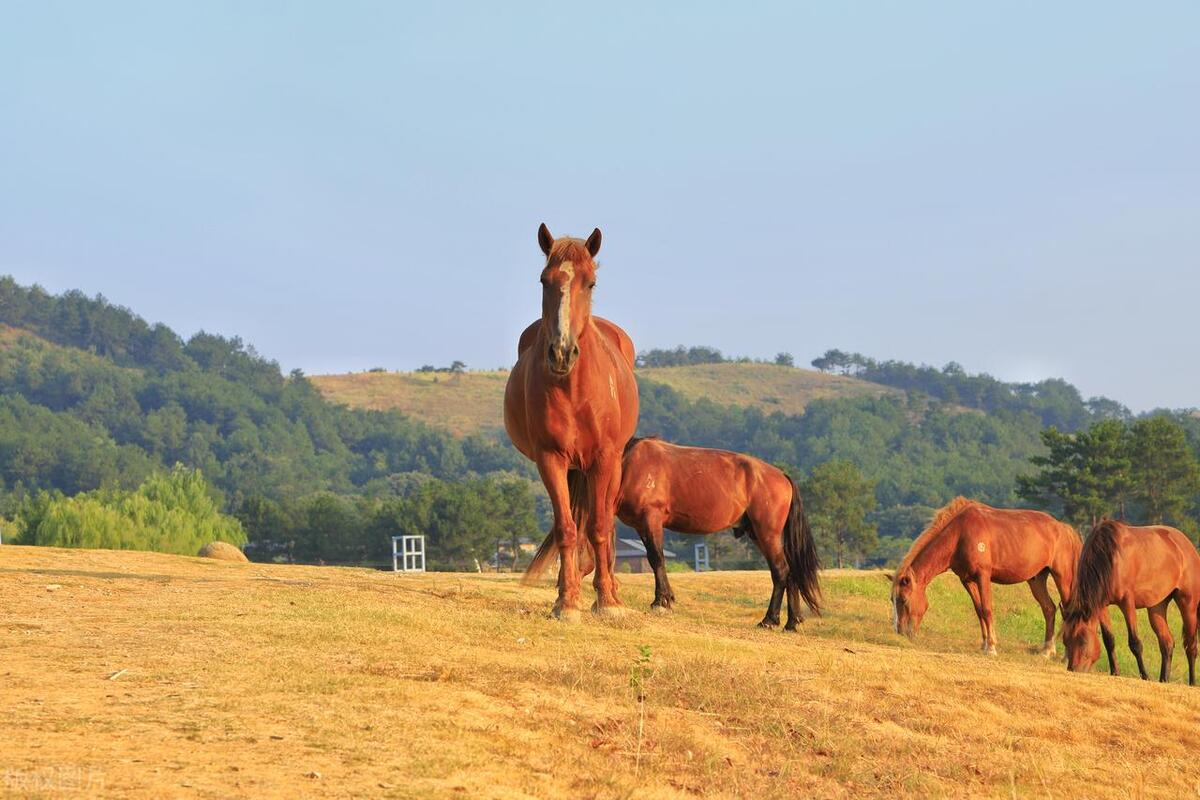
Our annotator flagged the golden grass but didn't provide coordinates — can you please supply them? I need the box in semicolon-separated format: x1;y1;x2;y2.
310;371;511;436
3;546;1200;798
637;363;897;417
310;364;893;436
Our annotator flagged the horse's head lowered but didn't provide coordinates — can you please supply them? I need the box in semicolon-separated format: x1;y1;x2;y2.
890;567;928;638
1062;607;1101;672
537;222;600;377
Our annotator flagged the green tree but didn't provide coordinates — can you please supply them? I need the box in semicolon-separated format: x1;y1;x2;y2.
802;459;877;568
1018;420;1132;527
1129;416;1200;532
18;466;245;555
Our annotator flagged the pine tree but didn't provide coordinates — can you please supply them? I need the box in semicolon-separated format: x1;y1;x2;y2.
802;460;877;568
1129;416;1200;532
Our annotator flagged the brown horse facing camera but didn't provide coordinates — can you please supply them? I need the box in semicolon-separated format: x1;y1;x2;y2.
1063;520;1200;684
891;498;1081;656
505;224;639;621
617;437;821;629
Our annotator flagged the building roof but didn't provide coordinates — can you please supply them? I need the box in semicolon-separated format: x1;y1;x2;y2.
614;537;676;559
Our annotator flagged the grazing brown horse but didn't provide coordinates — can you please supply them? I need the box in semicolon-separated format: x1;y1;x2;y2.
505;224;639;621
891;498;1081;656
1063;520;1200;684
615;437;821;629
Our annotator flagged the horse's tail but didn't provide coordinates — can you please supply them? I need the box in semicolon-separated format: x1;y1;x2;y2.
521;469;591;585
783;475;822;615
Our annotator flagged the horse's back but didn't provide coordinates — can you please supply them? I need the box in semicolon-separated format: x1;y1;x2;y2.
956;505;1070;583
620;438;784;533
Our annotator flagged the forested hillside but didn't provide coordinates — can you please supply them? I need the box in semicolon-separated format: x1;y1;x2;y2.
2;277;1195;570
0;278;540;566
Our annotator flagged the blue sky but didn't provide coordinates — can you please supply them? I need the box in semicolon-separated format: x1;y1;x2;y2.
2;3;1197;411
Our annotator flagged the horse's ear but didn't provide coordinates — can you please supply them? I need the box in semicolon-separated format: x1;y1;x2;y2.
881;572;894;582
538;223;554;256
585;228;601;258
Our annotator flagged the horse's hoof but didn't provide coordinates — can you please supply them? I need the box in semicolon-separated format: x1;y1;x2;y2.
593;604;630;619
986;646;998;657
649;604;671;615
552;606;582;624
1039;644;1056;658
757;620;779;629
783;623;798;633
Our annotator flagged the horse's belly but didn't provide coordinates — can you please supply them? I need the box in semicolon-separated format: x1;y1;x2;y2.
665;508;744;535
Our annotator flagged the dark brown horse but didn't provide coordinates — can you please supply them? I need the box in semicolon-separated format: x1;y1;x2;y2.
891;498;1081;656
1063;520;1200;684
505;224;639;621
614;437;821;629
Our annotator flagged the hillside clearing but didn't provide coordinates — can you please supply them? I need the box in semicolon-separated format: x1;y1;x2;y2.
2;546;1199;798
310;364;894;436
308;370;511;436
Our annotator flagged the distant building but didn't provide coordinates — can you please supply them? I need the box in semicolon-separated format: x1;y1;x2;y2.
615;537;676;574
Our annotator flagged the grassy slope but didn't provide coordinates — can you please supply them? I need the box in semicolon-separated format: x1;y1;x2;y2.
3;547;1199;799
310;364;894;436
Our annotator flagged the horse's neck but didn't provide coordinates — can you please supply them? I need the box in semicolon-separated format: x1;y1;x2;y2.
912;524;960;586
575;319;616;366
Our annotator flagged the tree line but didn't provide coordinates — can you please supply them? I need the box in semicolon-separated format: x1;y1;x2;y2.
1018;416;1200;532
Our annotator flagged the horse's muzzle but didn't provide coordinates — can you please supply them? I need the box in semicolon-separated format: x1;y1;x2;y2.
547;342;579;376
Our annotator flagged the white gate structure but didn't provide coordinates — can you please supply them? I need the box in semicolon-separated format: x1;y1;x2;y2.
694;543;710;572
392;535;426;572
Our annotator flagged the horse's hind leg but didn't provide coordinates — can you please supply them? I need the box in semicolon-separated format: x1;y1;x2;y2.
1028;570;1058;657
754;535;787;629
1180;597;1198;686
635;514;675;612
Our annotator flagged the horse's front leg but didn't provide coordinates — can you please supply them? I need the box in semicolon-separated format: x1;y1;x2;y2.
962;578;990;655
535;452;581;622
588;452;627;617
1099;609;1120;676
1119;598;1149;680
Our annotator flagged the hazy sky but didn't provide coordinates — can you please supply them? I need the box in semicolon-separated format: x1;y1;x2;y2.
2;3;1197;411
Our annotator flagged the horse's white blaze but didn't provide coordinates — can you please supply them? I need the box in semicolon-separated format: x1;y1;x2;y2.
555;261;574;347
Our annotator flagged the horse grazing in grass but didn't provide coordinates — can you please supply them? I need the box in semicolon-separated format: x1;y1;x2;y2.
890;498;1081;656
505;224;639;621
614;437;821;629
1063;520;1200;684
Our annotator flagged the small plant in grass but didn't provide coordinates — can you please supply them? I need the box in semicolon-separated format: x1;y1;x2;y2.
629;644;653;773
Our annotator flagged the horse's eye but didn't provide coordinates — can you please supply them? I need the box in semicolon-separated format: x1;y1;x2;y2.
587;282;596;290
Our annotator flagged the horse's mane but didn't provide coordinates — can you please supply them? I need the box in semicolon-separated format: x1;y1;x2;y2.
897;496;981;574
623;435;658;456
1064;520;1121;622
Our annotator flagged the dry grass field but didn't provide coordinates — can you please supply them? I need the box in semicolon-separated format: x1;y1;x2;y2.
3;546;1200;799
309;370;512;436
634;363;898;417
310;364;893;436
